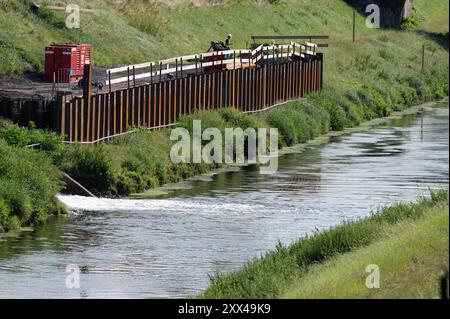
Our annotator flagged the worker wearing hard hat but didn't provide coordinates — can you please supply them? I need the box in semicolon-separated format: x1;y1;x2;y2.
225;34;233;48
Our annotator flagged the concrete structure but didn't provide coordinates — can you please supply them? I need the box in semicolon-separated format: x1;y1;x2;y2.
345;0;414;28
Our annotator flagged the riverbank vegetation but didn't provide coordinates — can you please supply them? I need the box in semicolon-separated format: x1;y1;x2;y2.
198;190;449;298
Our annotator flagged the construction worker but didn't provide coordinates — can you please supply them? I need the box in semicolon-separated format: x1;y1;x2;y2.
225;34;233;48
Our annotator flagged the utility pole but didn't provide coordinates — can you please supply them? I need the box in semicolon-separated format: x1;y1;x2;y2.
353;11;356;43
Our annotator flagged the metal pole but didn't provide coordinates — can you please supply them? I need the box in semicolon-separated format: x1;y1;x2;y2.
159;62;163;82
195;55;198;75
132;66;136;87
240;50;242;68
52;72;56;97
180;57;183;77
200;54;203;74
150;63;153;84
108;71;112;93
353;11;356;43
127;67;130;89
175;58;178;79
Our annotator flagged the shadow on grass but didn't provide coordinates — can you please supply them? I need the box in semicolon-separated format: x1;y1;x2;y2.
415;29;449;51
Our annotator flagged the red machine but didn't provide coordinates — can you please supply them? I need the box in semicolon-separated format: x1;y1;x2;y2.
44;44;91;83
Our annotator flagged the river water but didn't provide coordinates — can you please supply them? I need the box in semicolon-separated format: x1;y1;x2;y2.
0;102;448;298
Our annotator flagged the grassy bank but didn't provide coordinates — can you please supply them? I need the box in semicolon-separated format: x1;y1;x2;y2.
199;191;449;299
281;204;449;298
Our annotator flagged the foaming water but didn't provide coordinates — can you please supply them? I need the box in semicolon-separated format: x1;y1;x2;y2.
1;103;448;298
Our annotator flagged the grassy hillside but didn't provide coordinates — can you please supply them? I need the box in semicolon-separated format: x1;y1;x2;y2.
199;191;449;299
0;0;448;76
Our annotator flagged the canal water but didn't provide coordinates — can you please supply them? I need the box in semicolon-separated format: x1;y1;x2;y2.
0;102;448;298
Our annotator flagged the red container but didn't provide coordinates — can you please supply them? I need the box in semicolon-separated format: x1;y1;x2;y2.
44;44;91;83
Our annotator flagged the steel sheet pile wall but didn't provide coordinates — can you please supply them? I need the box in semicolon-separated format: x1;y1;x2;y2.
56;54;323;143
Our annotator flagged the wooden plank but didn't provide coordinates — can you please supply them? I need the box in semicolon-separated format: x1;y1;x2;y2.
232;69;236;108
112;92;116;135
102;94;106;141
152;83;156;127
158;83;162;128
119;91;124;133
91;95;96;142
202;74;206;111
96;95;101;142
182;77;186;115
189;75;198;112
168;80;172;126
59;95;66;138
138;86;142;127
69;99;73;142
74;98;79;141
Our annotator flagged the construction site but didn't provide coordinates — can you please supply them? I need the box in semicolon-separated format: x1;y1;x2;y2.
0;33;328;143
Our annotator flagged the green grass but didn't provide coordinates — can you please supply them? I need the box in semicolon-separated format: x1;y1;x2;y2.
0;139;66;233
198;191;449;298
0;0;448;74
281;205;449;298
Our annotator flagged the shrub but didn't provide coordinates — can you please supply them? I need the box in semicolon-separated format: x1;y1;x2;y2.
401;75;426;100
266;110;297;146
309;91;348;131
34;7;67;29
0;123;31;147
355;86;392;117
299;101;331;135
61;145;114;194
401;8;424;30
0;140;64;232
0;121;63;157
178;111;226;142
219;108;266;130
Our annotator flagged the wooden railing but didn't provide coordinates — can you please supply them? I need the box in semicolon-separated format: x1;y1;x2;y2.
104;42;318;87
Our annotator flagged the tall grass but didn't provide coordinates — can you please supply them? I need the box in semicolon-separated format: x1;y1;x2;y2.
199;190;449;298
0;140;66;232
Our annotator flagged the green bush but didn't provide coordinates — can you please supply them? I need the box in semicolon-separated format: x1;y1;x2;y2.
0;140;64;232
309;91;348;131
0;120;63;157
419;68;449;99
401;8;425;30
178;111;226;139
34;7;67;29
0;123;31;147
354;86;392;118
401;75;426;100
266;110;297;146
219;108;266;130
61;145;114;194
299;101;331;135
